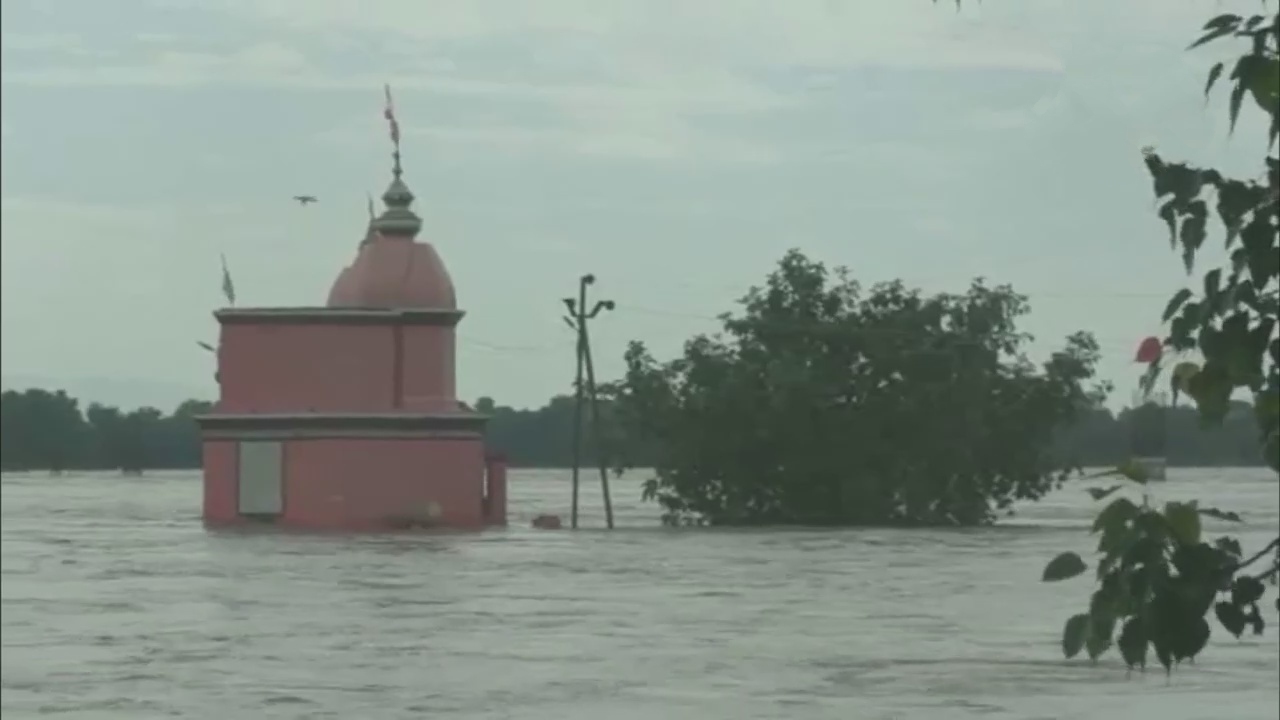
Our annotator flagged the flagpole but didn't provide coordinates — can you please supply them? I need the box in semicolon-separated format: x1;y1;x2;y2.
220;252;237;307
384;84;402;179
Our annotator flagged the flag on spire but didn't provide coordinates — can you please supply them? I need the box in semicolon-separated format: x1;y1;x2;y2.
367;191;376;222
383;84;400;146
220;253;236;306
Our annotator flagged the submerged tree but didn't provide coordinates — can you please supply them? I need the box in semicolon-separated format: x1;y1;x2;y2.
607;249;1106;527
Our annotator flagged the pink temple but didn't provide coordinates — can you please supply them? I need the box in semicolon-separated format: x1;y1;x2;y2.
197;128;506;530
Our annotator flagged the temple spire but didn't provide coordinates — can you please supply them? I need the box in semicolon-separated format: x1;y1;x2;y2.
385;84;403;180
374;84;422;237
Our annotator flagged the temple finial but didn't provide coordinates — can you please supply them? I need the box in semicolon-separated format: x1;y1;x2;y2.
374;84;422;237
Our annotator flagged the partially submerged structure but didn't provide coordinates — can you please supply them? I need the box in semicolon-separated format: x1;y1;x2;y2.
197;128;507;530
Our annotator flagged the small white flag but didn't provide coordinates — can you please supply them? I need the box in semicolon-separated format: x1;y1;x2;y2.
220;253;236;306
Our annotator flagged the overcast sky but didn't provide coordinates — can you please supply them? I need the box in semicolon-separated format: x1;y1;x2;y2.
0;0;1268;411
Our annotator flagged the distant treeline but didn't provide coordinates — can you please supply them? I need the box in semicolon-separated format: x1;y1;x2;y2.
0;387;1268;473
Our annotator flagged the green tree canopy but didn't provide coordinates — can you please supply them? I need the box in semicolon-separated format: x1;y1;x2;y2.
607;249;1108;527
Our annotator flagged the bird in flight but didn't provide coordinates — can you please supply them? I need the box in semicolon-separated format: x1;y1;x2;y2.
293;195;318;206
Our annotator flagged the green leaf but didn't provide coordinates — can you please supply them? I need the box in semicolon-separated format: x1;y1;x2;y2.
1162;288;1194;322
1228;71;1247;133
1158;203;1178;245
1087;586;1118;662
1222;203;1252;245
1201;13;1241;31
1149;589;1204;671
1250;319;1277;364
1093;496;1140;531
1179;204;1208;266
1247;58;1279;117
1231;247;1248;273
1171;543;1227;590
1043;552;1088;582
1085;622;1113;662
1095;533;1129;577
1215;536;1243;558
1186;363;1234;425
1087;484;1123;501
1174;616;1211;662
1170;361;1201;403
1189;25;1238;50
1122;535;1168;572
1204;61;1226;99
1198;507;1242;522
1232;576;1266;606
1118;617;1148;670
1170;304;1198;348
1221;312;1262;386
1164;501;1203;546
1245;605;1266;636
1202;268;1222;310
1240;217;1277;288
1062;613;1090;659
1215;601;1247;638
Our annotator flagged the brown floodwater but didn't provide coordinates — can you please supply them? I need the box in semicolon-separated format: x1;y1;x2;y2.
2;468;1277;719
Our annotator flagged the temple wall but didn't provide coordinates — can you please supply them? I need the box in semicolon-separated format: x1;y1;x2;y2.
217;321;461;414
201;436;494;529
202;440;238;522
399;325;457;412
218;324;395;413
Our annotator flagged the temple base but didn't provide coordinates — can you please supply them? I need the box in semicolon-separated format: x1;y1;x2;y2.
197;413;506;530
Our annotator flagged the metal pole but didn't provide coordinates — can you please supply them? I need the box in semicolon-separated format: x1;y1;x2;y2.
568;277;589;529
581;321;615;529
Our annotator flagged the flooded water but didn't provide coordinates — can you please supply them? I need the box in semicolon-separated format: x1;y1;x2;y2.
2;469;1277;720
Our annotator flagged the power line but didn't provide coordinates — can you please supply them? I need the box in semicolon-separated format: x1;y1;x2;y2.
454;295;1183;368
611;272;1196;301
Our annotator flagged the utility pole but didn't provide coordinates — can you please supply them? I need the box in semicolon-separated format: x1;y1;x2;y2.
580;320;615;530
563;274;616;529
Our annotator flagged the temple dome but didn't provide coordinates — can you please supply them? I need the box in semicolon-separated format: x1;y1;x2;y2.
326;172;457;310
326;266;355;306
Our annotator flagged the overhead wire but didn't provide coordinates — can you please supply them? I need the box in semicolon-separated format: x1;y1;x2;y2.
452;274;1188;363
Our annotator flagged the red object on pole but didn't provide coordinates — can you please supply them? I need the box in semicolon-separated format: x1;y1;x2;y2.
383;84;400;145
1134;336;1162;363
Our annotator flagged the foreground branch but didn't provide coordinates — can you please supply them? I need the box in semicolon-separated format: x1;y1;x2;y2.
1235;536;1280;573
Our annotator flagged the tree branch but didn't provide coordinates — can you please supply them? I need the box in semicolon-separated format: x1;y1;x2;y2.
1251;558;1280;583
1235;536;1280;573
